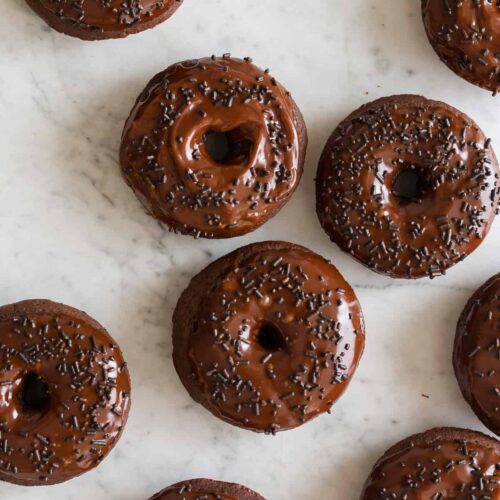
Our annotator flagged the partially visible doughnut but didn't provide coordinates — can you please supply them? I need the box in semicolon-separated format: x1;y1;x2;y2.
422;0;500;94
149;479;265;500
25;0;184;40
360;427;500;498
454;273;500;435
0;299;131;485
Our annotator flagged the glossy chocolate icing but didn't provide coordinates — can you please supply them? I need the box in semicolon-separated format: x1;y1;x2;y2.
25;0;183;40
455;273;500;436
173;241;365;433
316;94;499;279
120;56;307;239
149;479;265;500
422;0;500;94
0;300;131;485
360;427;500;499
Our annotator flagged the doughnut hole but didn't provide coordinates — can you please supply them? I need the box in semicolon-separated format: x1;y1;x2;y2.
392;168;426;204
204;132;230;162
256;322;286;352
19;372;50;412
203;125;255;166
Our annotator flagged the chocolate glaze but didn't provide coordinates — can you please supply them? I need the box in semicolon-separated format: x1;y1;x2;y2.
360;427;500;499
455;273;500;436
172;241;365;433
25;0;183;40
316;94;499;279
422;0;500;95
120;55;307;239
149;478;265;500
0;300;131;486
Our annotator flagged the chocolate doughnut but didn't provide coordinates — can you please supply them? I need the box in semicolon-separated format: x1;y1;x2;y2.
316;94;499;279
172;241;365;433
149;479;265;500
454;273;500;436
0;299;131;486
25;0;184;41
120;55;307;239
422;0;500;95
360;427;500;499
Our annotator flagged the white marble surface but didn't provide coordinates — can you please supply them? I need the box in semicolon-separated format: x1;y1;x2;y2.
0;0;499;499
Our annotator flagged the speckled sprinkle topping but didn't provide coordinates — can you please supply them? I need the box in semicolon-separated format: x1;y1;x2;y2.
0;300;131;486
26;0;184;40
360;427;500;499
120;55;307;239
173;241;364;433
422;0;500;94
316;94;499;279
455;273;500;436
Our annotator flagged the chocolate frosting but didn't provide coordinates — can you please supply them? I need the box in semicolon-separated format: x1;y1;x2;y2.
149;478;265;500
360;427;500;499
25;0;183;40
0;300;131;485
316;94;499;279
120;56;307;239
422;0;500;94
173;241;365;433
154;492;234;500
455;273;500;436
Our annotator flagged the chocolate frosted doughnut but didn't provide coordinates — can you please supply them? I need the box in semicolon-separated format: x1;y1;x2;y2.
149;479;265;500
25;0;184;41
454;273;500;436
120;55;307;239
316;94;499;279
422;0;500;95
360;427;500;499
172;241;365;433
0;299;131;486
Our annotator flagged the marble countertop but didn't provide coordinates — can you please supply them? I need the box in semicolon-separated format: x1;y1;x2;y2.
0;1;499;499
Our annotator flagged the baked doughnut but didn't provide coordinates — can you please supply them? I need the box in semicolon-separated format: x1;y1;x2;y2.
0;299;131;485
360;427;500;499
316;94;499;279
422;0;500;95
149;478;265;500
172;241;365;434
454;273;500;435
25;0;184;41
120;55;307;239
